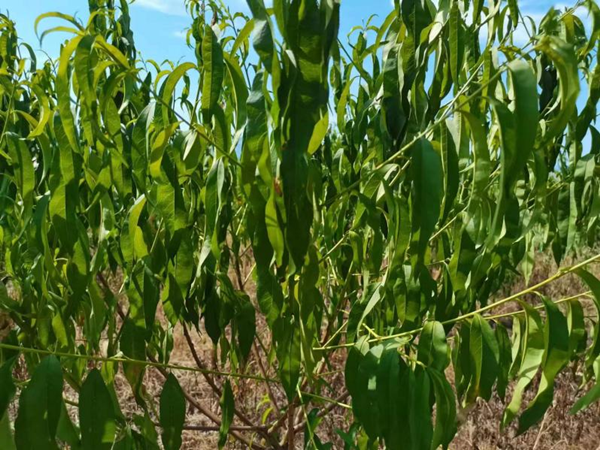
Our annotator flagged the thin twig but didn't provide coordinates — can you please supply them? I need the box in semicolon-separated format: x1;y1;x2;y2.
254;342;282;412
314;253;600;350
293;391;350;433
148;353;265;450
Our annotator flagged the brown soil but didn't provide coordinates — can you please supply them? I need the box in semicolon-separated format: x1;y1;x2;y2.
4;251;600;449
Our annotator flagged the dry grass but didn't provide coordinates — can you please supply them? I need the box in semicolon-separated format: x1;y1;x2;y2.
148;250;600;449
451;250;600;450
452;369;600;450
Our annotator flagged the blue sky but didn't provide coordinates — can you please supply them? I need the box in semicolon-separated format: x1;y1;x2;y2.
4;0;395;63
4;0;572;64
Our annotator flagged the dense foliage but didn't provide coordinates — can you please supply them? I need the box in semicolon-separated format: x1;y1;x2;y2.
2;0;600;448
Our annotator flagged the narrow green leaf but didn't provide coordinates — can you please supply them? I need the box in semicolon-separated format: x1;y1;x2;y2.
536;36;580;147
466;314;500;402
567;299;586;356
161;62;196;126
265;189;284;267
411;138;443;261
201;25;224;121
0;412;16;450
0;358;16;419
575;270;600;373
495;322;512;400
80;369;116;450
14;356;64;450
502;302;544;428
219;380;234;449
56;36;82;152
235;295;256;361
5;133;35;211
570;365;600;414
507;59;538;188
246;0;274;71
277;315;301;401
57;398;81;448
160;374;185;450
417;321;449;372
449;0;464;85
412;367;434;450
429;368;457;450
518;296;570;434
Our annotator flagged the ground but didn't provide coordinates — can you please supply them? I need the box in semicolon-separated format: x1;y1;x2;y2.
3;251;600;449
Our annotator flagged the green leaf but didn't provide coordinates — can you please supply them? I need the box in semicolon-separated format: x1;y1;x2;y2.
507;59;538;188
14;356;64;450
246;0;274;71
487;98;517;246
439;121;459;221
74;34;96;112
417;321;449;372
376;344;406;449
508;0;519;24
429;368;457;450
149;122;179;179
412;367;434;450
536;36;580;147
57;402;80;449
235;296;256;361
495;322;512;400
411;138;443;261
308;112;329;155
128;195;148;260
119;319;146;403
201;25;224;121
502;302;544;428
345;337;370;400
570;357;600;415
5;133;35;211
0;358;16;419
567;299;586;356
449;0;464;85
518;296;570;434
353;344;383;440
131;103;154;190
224;53;249;130
34;11;84;37
0;412;16;450
265;188;285;267
79;369;116;450
219;380;234;449
56;36;82;152
575;270;600;372
161;62;196;126
160;374;185;450
392;353;414;449
277;315;301;401
27;83;52;138
466;314;499;402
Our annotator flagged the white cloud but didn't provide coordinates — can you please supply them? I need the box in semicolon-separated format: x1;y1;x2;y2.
134;0;253;16
173;29;188;39
512;11;546;46
514;6;592;45
134;0;187;16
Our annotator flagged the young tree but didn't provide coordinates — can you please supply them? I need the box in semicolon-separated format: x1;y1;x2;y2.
1;0;600;448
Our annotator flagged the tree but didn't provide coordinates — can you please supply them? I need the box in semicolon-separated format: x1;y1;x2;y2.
1;0;600;448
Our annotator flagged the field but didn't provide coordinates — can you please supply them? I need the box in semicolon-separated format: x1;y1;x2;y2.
4;253;600;448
